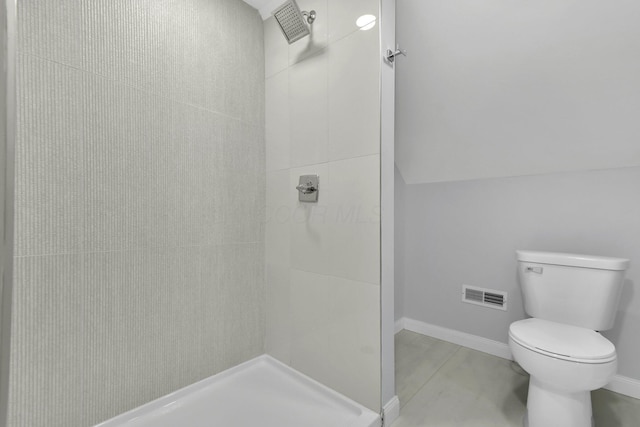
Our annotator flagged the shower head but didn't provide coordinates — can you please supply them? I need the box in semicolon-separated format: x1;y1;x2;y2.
272;0;316;44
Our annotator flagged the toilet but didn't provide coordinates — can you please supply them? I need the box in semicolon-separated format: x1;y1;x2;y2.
509;250;630;427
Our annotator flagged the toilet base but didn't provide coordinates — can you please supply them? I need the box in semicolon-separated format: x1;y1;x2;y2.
524;378;595;427
522;411;594;427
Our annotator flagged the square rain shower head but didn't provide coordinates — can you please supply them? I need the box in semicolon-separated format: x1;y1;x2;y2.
272;0;310;44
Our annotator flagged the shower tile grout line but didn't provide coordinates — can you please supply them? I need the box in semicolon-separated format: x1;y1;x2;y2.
16;50;262;127
14;241;263;259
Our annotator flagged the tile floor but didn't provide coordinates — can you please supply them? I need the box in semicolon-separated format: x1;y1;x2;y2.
392;330;640;427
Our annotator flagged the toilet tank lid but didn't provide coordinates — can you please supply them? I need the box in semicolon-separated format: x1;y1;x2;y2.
516;250;630;271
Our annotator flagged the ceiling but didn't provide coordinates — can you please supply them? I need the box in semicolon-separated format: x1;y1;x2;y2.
242;0;280;19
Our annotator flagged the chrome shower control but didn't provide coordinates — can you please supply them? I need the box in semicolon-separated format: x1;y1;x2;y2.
295;184;317;194
296;175;319;202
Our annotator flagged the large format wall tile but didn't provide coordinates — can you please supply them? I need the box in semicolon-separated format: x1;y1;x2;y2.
328;28;380;161
288;269;381;410
264;17;290;78
286;155;381;284
326;276;380;410
328;0;379;43
264;1;382;412
326;155;380;284
289;51;328;167
290;269;332;383
289;163;330;275
289;0;329;66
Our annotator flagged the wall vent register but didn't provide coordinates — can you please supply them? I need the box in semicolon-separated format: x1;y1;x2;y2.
462;285;507;311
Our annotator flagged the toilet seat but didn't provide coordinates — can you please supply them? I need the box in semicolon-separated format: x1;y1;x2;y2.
509;318;616;364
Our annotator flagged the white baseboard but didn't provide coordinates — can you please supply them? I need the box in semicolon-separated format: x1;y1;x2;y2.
606;374;640;400
400;317;512;360
394;318;405;334
396;317;640;400
382;395;400;426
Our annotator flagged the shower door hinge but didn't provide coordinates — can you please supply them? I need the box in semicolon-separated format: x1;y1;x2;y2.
384;45;406;66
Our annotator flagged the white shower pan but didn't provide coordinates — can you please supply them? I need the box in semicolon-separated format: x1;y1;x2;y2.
96;355;380;427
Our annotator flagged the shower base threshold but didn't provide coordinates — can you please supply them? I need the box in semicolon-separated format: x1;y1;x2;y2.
96;355;380;427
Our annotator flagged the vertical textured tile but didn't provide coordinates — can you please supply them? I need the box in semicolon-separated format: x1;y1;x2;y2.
194;108;226;246
80;250;148;424
170;103;224;247
223;118;266;244
80;0;178;98
265;171;292;363
199;244;230;372
227;0;266;125
9;254;87;426
12;0;266;426
17;0;83;66
142;94;174;249
82;74;145;252
222;243;266;363
14;54;85;256
266;69;291;171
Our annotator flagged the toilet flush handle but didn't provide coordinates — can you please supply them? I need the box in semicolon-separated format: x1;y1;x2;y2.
526;266;543;274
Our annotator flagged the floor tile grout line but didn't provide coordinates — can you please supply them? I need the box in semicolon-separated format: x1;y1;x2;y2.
400;343;463;409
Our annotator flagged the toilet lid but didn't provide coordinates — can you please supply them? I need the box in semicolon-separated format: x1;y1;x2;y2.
509;318;616;363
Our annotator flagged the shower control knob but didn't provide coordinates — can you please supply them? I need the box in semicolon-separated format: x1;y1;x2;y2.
296;183;317;194
296;174;319;202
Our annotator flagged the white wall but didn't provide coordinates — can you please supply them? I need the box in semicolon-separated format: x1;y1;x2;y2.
263;0;382;411
396;0;640;184
395;0;640;385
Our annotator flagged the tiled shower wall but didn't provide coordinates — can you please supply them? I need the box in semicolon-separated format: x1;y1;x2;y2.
264;0;382;411
9;1;264;426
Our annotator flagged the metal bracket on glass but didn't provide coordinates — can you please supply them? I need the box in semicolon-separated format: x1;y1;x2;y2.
385;45;406;65
296;175;319;202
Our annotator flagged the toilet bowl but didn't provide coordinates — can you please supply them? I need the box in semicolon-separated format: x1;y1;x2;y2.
511;251;629;427
509;318;617;427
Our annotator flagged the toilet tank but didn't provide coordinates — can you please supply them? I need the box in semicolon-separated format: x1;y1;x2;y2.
517;250;630;331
